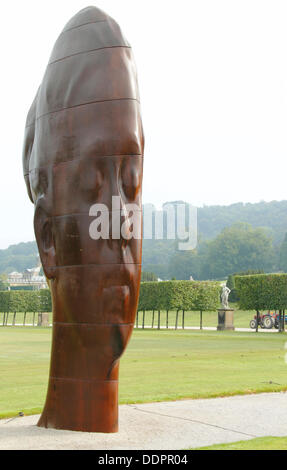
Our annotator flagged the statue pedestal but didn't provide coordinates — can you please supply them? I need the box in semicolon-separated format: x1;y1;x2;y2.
38;313;50;327
217;309;234;331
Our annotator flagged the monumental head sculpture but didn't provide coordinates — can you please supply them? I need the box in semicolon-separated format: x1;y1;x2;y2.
22;5;144;432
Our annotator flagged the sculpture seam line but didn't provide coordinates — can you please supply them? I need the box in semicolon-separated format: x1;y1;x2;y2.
44;210;142;220
62;19;108;34
49;263;142;268
26;97;140;127
49;377;119;383
48;45;131;66
24;153;143;175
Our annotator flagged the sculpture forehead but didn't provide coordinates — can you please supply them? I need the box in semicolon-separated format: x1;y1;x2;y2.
23;6;144;183
26;98;143;175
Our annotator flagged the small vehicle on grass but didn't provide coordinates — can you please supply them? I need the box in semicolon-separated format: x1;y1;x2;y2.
249;311;287;329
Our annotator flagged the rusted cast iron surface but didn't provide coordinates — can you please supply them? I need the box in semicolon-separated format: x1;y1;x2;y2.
22;6;144;432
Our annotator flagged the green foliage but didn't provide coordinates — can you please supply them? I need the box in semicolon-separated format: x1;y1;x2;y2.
194;436;287;451
142;200;287;280
200;223;275;279
0;274;8;291
39;289;52;312
235;273;287;310
0;241;38;274
227;270;265;302
141;271;158;282
138;281;220;311
0;289;51;313
167;223;274;281
197;200;287;244
279;233;287;272
142;240;176;280
0;291;10;312
226;275;237;302
9;291;29;312
194;282;221;311
168;249;203;281
138;282;162;310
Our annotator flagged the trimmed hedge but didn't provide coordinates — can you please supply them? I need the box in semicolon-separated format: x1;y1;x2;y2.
0;291;10;312
0;289;51;313
235;273;287;310
39;289;52;312
226;275;238;302
138;280;221;312
227;270;265;303
0;281;221;315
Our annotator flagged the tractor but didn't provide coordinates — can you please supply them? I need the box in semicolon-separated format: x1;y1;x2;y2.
249;311;286;329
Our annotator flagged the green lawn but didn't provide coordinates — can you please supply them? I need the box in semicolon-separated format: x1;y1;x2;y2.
0;327;286;418
193;436;287;450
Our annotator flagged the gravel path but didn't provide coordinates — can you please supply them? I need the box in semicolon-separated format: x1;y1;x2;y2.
1;392;286;450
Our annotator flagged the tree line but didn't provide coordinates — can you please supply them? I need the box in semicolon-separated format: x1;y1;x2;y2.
144;222;285;281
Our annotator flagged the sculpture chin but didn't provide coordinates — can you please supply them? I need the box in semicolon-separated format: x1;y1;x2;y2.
36;317;134;432
35;262;140;432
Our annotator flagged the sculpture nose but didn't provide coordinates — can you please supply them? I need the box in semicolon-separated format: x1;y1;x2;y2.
121;204;132;241
107;196;130;251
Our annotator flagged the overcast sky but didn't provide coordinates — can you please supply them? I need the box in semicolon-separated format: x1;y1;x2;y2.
0;0;287;249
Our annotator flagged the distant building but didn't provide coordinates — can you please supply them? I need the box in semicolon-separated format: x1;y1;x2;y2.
7;259;47;290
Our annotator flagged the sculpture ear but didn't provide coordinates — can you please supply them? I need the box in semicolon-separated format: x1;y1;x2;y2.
34;206;57;279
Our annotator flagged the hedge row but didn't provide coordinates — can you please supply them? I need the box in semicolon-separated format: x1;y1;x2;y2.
235;274;287;310
227;270;265;303
0;289;52;312
138;280;221;311
3;275;287;314
0;281;221;313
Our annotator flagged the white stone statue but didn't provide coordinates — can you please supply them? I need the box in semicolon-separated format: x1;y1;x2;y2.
221;285;231;309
